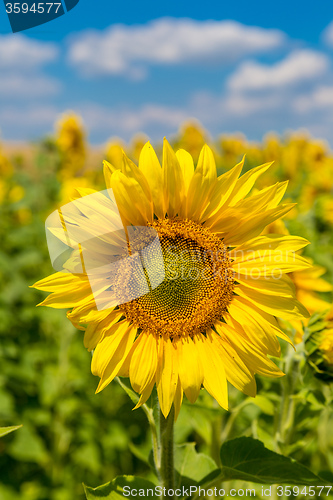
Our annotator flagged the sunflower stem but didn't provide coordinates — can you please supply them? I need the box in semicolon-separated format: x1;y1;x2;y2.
159;405;175;499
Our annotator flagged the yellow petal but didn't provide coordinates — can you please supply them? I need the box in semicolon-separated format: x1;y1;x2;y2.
223;203;296;245
32;271;88;291
173;377;183;421
216;322;284;378
230;296;294;347
133;377;156;410
37;281;93;309
110;170;153;226
129;332;158;393
84;309;123;351
175;149;194;193
235;274;296;299
103;160;121;190
139;141;165;219
186;144;217;219
226;162;273;206
121;152;153;212
196;333;228;410
177;336;203;404
201;157;244;222
157;337;179;418
235;283;310;320
91;319;129;377
230;235;310;259
95;324;137;393
163;138;185;218
233;182;286;215
207;329;257;397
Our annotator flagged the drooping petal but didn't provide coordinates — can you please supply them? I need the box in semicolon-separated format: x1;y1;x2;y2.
206;329;257;397
129;332;158;394
196;333;228;410
84;309;124;351
215;321;284;378
173;377;183;421
156;337;179;418
95;324;138;393
177;336;203;404
230;296;294;347
91;319;129;377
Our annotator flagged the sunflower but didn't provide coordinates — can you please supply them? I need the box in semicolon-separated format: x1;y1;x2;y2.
33;139;311;418
305;305;333;382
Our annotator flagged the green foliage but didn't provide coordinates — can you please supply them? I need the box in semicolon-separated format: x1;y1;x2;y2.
174;443;220;488
0;426;22;438
83;476;158;499
220;437;329;485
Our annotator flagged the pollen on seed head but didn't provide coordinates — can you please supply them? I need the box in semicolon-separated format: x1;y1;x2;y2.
120;218;235;339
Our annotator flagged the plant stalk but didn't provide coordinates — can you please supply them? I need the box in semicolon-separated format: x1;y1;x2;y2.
159;405;175;499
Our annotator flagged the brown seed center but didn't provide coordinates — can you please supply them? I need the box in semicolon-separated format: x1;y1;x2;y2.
120;218;235;338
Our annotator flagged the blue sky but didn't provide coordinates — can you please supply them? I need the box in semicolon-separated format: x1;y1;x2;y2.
1;0;333;145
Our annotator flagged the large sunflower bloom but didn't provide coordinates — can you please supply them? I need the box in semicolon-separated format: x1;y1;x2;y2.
33;140;311;418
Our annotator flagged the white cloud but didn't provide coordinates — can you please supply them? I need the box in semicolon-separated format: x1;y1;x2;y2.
322;21;333;47
0;102;189;141
294;85;333;112
189;88;284;122
79;102;189;133
0;34;58;70
228;50;329;92
68;18;286;78
0;74;61;97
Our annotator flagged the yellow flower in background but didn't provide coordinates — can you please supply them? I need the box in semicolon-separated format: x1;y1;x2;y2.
290;262;332;343
105;140;126;171
8;185;25;203
130;134;150;163
33;140;312;418
56;112;86;178
320;329;333;366
0;143;13;179
305;305;333;382
0;179;6;204
321;197;333;226
291;263;332;315
58;176;95;206
174;121;207;163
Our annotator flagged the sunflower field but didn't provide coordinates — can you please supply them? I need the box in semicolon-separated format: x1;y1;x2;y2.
0;115;333;500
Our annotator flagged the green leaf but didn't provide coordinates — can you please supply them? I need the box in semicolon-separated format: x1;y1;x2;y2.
175;443;220;488
83;476;158;499
8;424;48;464
115;377;139;406
247;395;275;416
0;425;22;438
220;437;329;485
